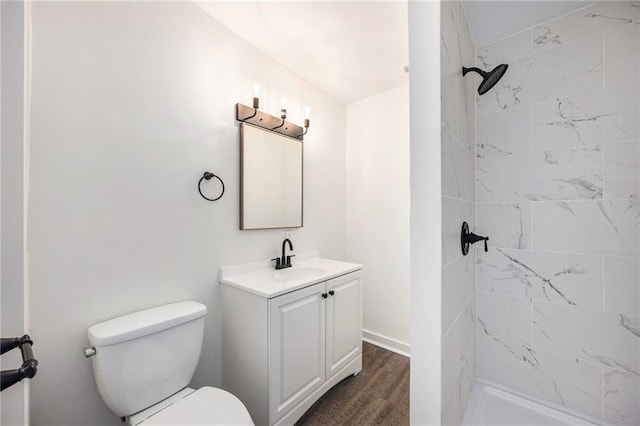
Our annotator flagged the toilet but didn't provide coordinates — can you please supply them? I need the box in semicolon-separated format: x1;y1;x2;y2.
85;301;253;425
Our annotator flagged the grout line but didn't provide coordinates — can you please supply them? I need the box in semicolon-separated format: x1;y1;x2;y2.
602;143;606;200
476;332;611;371
477;247;640;259
602;256;606;312
530;294;534;347
602;31;606;90
601;365;605;420
474;198;637;204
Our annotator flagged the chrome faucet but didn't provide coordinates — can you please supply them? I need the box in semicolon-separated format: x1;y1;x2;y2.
272;238;294;270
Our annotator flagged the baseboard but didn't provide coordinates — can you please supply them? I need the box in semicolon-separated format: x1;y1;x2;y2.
362;329;410;358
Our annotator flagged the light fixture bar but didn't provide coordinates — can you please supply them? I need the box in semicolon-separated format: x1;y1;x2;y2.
235;103;306;140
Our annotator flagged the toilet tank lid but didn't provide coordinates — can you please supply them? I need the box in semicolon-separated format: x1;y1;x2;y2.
88;301;207;346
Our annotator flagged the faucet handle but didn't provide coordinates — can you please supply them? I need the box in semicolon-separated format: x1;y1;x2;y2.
286;254;295;266
271;257;282;268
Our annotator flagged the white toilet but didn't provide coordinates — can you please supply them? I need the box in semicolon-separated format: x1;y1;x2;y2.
85;301;253;425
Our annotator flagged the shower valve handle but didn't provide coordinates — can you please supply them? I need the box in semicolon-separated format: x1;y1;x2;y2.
461;222;489;255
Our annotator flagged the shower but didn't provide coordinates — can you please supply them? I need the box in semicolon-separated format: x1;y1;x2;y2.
462;64;508;95
447;0;640;424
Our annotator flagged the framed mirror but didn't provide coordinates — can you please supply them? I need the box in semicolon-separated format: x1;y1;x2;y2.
240;123;303;230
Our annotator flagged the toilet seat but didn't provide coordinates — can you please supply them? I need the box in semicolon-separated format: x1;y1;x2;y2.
134;387;254;425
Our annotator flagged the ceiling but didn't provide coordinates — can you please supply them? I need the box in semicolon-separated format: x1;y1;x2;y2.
196;1;409;105
196;1;595;105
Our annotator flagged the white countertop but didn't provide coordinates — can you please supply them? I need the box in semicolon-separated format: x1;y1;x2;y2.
219;251;362;298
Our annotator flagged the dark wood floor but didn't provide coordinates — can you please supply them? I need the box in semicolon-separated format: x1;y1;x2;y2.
296;342;410;426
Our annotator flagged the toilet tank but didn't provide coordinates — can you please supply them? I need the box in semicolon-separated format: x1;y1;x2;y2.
87;301;207;417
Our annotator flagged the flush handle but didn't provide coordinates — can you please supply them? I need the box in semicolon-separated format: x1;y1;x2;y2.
83;347;96;358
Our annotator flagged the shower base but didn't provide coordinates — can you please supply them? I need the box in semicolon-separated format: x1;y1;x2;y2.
461;380;610;426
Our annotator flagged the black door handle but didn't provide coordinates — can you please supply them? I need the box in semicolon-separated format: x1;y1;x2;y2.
1;335;38;392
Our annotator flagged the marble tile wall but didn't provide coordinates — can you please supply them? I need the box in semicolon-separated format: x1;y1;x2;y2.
475;3;640;425
441;1;477;424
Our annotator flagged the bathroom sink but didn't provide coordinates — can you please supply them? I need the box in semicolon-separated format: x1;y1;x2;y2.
220;251;362;298
273;267;325;281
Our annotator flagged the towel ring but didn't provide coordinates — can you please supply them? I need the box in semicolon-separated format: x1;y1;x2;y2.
198;171;225;202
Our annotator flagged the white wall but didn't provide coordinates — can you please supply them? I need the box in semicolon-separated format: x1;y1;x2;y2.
475;3;639;424
1;1;28;424
346;84;410;353
27;2;346;425
408;1;443;425
440;1;477;424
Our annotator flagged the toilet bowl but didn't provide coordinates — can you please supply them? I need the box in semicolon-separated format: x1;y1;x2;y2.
128;387;252;425
85;301;253;425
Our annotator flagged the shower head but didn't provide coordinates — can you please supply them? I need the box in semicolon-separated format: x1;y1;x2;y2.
462;64;508;95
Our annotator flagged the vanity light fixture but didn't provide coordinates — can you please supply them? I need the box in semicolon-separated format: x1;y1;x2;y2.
272;108;287;130
235;97;309;140
297;118;310;138
239;83;261;121
295;106;311;137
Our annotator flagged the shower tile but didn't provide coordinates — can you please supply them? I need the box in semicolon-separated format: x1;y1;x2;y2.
476;202;531;250
442;388;463;426
441;51;459;138
477;249;603;309
477;334;602;418
477;34;603;115
459;296;476;359
476;30;531;70
533;302;640;375
442;197;474;266
532;2;638;53
442;349;475;426
442;299;475;406
441;0;462;75
476;105;531;158
527;146;602;201
442;307;462;404
604;256;640;316
477;154;527;201
442;126;471;200
459;23;476;155
604;141;640;200
532;200;640;256
442;252;476;335
459;77;476;154
467;149;476;203
477;291;532;345
532;81;639;150
603;367;640;426
477;146;603;202
604;24;640;87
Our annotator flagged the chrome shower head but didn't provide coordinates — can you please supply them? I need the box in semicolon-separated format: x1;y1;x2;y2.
462;64;508;95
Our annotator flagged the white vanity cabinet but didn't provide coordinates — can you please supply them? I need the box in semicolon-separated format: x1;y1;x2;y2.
220;255;362;426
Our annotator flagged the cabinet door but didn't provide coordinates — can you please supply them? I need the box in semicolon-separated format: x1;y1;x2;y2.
269;282;326;423
325;272;362;378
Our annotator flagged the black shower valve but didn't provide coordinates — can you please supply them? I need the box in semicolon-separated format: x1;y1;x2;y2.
461;221;489;255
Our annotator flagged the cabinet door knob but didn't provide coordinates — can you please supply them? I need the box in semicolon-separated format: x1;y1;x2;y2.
322;293;328;299
328;290;335;296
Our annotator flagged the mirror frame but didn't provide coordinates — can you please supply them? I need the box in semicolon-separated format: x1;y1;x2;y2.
239;123;304;230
